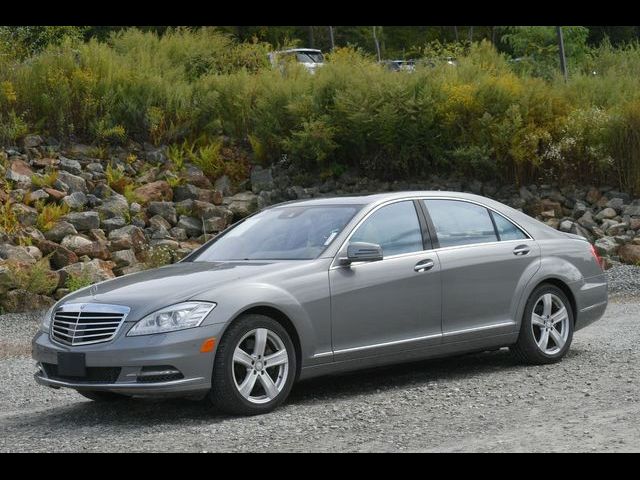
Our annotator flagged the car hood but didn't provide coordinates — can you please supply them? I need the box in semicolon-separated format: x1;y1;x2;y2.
59;260;306;320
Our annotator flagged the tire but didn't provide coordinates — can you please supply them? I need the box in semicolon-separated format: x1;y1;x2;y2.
209;314;297;416
77;390;130;402
511;284;574;365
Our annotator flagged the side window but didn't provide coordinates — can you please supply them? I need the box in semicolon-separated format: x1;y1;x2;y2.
351;201;424;256
491;212;528;241
423;199;498;248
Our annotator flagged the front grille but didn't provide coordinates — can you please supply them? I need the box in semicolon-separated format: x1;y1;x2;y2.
50;303;130;346
42;363;121;383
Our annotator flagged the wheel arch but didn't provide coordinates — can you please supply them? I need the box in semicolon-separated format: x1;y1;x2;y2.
229;305;303;382
531;277;577;324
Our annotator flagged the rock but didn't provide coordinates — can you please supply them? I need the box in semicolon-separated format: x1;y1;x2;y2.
43;221;78;243
585;187;601;204
572;202;587;218
96;191;129;219
0;289;55;313
618;244;640;264
59;259;115;285
64;211;100;231
191;200;222;220
147;201;177;225
129;202;142;215
214;175;232;196
578;211;597;229
57;170;87;193
606;197;625;213
86;162;104;174
111;249;137;268
25;246;43;261
5;159;33;184
623;204;640;217
596;208;617;221
32;157;59;169
149;215;172;231
62;191;88;210
11;203;37;226
37;240;78;269
88;229;108;242
559;220;574;232
43;187;66;201
61;234;93;252
227;191;258;218
184;168;212;189
571;224;593;242
134;180;172;204
630;218;640;231
544;218;560;229
595;236;619;256
29;189;50;203
0;244;37;264
251;167;274;193
606;222;629;236
169;227;187;241
0;264;15;294
74;241;111;260
21;227;45;243
23;134;44;149
108;225;146;252
173;183;200;202
176;216;203;238
59;156;82;175
101;217;127;233
203;216;226;234
519;186;535;202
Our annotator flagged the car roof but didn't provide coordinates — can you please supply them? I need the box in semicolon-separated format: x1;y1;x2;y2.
269;191;493;207
273;48;323;54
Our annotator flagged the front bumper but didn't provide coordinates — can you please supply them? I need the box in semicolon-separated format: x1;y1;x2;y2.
32;322;225;396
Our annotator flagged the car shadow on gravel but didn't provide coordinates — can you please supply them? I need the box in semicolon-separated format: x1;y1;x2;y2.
13;347;587;427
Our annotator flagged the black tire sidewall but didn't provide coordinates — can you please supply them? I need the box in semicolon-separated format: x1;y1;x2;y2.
212;314;297;415
519;284;574;363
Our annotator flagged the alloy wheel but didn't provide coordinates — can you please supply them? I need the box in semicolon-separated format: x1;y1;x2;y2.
232;328;289;404
531;293;570;355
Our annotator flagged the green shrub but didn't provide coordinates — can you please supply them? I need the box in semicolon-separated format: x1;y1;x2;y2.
8;258;58;296
65;271;94;292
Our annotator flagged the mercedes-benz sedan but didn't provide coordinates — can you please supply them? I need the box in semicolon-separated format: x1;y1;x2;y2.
32;192;608;415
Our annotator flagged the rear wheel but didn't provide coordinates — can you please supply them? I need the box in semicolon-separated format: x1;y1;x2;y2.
511;284;574;364
77;390;130;402
209;314;296;415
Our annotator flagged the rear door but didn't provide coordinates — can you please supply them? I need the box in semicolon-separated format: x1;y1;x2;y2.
422;199;540;341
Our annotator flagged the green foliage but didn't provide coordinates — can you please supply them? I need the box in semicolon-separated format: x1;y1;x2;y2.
8;257;58;295
0;199;20;234
36;201;70;231
105;163;130;193
31;170;58;188
65;271;94;292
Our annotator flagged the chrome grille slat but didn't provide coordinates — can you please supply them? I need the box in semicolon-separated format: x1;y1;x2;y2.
50;303;130;347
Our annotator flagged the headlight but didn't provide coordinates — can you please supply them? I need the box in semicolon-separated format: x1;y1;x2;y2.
40;305;55;333
127;302;216;336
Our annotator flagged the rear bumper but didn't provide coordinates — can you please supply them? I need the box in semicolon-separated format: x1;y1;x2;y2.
32;322;224;396
574;273;608;331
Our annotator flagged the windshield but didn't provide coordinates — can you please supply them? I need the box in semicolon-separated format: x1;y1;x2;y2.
191;205;362;261
296;52;324;63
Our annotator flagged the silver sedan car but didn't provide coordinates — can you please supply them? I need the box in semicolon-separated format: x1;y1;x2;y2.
32;192;608;415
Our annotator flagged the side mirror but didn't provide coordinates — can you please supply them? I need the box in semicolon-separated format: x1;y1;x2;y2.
339;242;383;265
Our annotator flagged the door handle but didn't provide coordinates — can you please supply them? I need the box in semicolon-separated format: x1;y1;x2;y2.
513;245;531;256
414;259;435;272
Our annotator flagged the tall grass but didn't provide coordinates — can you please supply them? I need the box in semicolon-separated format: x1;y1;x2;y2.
2;30;640;192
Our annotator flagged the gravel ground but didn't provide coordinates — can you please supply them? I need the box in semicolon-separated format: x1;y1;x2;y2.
1;279;639;452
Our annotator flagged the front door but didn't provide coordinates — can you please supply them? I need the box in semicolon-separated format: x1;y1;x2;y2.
329;200;442;361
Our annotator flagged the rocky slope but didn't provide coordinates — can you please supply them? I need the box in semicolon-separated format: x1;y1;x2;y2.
1;135;639;312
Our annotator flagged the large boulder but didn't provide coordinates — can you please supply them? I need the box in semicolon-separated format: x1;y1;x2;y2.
62;191;88;210
61;234;93;252
11;203;37;227
57;170;87;193
96;191;129;219
5;159;33;184
176;216;203;238
596;207;617;221
251;166;274;193
226;191;258;219
59;259;116;285
0;244;37;264
108;225;146;252
43;221;78;243
623;204;640;217
37;240;79;269
618;244;640;265
64;211;100;231
134;180;172;204
74;240;111;261
111;249;137;268
594;236;619;256
58;156;83;175
1;289;55;313
147;201;177;225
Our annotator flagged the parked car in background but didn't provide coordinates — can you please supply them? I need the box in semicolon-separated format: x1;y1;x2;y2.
268;48;325;74
382;59;416;72
32;192;608;416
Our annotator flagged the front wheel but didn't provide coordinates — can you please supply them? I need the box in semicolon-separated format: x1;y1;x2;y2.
209;314;296;415
511;284;574;365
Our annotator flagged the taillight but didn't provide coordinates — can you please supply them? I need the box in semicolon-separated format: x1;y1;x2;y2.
590;243;604;270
